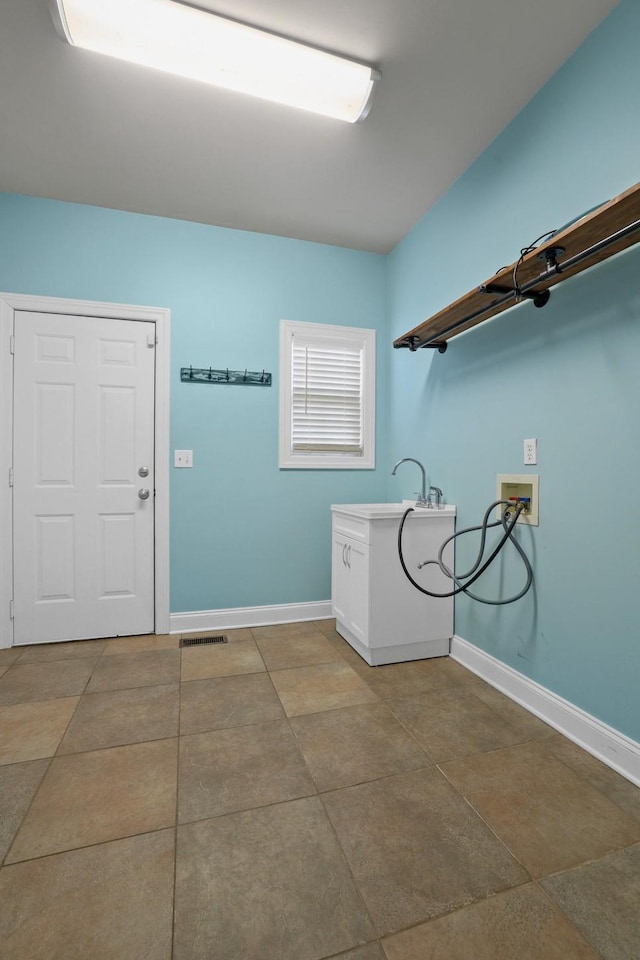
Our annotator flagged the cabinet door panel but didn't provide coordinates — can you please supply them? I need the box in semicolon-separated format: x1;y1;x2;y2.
344;539;369;644
331;534;350;624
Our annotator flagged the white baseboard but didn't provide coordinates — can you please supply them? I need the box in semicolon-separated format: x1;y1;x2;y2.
170;600;333;635
450;635;640;788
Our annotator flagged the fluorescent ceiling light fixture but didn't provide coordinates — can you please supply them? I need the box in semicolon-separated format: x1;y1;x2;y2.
50;0;380;122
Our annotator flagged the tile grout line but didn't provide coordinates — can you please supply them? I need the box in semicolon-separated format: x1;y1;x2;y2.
254;626;382;951
4;625;639;956
172;648;184;960
0;755;53;868
0;646;106;867
533;879;604;958
316;789;381;944
434;737;640;868
1;637;180;873
52;697;181;758
540;739;640;824
248;626;325;802
374;877;544;950
276;642;545;938
385;692;553;769
311;647;560;947
1;823;175;869
435;758;536;879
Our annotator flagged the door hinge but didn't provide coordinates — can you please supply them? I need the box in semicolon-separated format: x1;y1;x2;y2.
8;467;14;487
9;600;14;620
147;333;157;348
9;334;15;355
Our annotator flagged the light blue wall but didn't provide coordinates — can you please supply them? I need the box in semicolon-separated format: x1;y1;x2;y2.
387;0;640;740
1;0;637;741
0;195;388;612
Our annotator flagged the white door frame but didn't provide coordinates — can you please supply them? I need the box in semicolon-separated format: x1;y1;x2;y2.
0;292;170;648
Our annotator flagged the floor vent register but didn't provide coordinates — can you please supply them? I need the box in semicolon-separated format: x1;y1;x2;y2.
180;634;229;648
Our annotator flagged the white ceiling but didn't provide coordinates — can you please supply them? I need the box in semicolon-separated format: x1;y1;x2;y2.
0;0;619;253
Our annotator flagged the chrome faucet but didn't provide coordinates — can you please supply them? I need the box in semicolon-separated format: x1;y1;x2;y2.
429;485;443;508
391;458;428;506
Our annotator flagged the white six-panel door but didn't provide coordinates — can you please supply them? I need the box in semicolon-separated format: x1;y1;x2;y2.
13;311;156;644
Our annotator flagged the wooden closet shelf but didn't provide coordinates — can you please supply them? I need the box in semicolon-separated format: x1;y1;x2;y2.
394;181;640;353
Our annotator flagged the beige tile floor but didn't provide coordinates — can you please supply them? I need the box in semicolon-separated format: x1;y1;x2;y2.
1;619;639;959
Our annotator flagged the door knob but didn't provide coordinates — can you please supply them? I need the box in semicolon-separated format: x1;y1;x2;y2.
138;488;150;500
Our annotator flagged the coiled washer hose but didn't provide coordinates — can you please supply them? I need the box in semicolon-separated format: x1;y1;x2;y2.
397;499;533;606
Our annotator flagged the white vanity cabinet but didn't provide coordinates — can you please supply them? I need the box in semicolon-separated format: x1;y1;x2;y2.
331;503;455;665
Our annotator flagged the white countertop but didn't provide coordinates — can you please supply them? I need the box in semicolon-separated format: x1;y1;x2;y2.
331;501;456;520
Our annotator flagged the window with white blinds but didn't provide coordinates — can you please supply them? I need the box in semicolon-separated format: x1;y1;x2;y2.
279;320;375;469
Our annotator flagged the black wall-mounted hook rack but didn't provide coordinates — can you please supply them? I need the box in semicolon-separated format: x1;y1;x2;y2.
180;366;272;386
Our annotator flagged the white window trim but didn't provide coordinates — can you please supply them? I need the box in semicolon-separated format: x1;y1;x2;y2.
279;319;375;469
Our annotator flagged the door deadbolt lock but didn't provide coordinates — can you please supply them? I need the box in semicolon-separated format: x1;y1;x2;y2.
138;466;149;477
138;488;150;500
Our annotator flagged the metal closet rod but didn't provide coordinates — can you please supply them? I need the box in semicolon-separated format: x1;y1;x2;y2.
398;216;640;350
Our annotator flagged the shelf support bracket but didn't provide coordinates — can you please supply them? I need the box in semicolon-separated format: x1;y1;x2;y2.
394;336;448;353
480;284;551;309
537;245;565;273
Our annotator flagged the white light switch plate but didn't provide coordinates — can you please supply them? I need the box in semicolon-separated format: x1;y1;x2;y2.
174;449;193;468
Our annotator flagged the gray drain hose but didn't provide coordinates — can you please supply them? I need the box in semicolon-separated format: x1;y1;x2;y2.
397;500;533;605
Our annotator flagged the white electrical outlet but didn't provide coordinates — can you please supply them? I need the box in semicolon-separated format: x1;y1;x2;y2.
524;438;537;465
174;450;193;468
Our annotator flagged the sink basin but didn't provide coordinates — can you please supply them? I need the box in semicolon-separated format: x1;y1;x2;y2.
331;501;456;520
